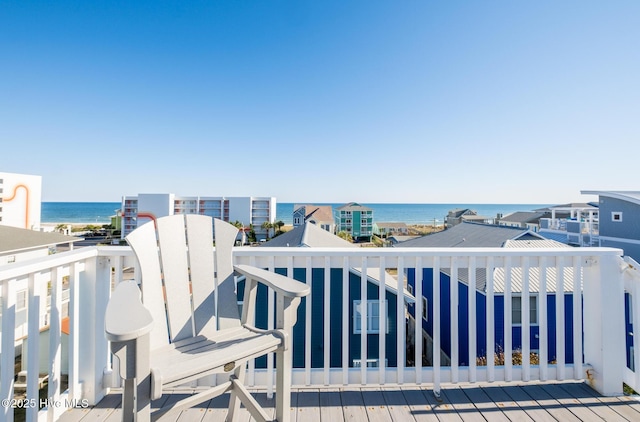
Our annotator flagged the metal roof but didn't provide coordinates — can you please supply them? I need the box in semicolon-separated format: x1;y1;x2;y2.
396;222;541;248
0;226;80;254
581;190;640;206
499;211;549;224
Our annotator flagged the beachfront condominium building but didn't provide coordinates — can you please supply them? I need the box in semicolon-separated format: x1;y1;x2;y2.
120;193;276;240
0;171;42;230
335;202;373;241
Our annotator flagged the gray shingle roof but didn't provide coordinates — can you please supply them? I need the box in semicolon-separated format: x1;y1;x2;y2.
395;222;542;248
259;222;355;248
336;202;372;212
499;211;549;224
0;226;80;254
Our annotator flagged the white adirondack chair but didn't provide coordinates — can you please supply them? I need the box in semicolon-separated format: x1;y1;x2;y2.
105;215;310;421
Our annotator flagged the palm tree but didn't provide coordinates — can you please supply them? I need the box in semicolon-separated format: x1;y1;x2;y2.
261;221;273;240
274;220;285;235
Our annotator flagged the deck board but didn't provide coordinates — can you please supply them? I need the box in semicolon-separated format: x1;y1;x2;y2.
493;384;554;422
459;385;511;422
400;387;440;422
57;381;640;422
319;388;343;422
361;388;393;422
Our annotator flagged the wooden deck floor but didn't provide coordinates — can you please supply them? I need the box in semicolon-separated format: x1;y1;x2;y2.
58;381;640;422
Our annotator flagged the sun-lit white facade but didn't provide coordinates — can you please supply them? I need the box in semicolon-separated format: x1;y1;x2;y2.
120;193;276;240
0;171;42;230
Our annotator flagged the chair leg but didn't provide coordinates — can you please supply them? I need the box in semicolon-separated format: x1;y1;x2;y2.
122;378;135;422
275;346;292;422
226;362;247;422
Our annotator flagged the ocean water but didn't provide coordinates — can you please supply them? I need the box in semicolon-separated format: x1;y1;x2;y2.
42;202;550;225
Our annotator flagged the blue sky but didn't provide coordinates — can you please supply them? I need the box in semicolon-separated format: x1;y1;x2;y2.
1;1;638;203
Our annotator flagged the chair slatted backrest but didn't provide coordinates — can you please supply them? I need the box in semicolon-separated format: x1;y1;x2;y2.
126;214;241;348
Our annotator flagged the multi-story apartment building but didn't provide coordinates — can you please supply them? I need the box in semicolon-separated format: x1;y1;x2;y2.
0;171;42;230
120;193;276;240
335;202;373;241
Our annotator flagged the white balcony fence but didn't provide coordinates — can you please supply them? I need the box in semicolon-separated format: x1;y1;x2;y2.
0;245;636;421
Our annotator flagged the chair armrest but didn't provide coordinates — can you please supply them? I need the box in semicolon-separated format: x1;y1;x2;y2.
234;264;310;298
105;280;154;342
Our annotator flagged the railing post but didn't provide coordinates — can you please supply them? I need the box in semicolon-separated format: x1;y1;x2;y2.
583;252;625;396
78;255;111;405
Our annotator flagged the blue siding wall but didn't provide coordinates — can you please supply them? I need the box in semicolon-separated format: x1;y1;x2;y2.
239;267;400;369
407;268;577;366
599;197;640;241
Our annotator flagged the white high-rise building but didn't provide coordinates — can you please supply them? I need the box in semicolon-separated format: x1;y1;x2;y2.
121;193;276;240
0;172;42;230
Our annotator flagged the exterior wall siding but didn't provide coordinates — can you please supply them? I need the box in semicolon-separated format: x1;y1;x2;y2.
239;267;399;369
406;268;577;366
599;197;640;240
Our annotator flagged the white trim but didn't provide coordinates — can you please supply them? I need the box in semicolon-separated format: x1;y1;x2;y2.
599;236;640;246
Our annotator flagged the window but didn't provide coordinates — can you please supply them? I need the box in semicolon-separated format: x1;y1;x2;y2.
294;217;301;225
407;284;413;295
512;295;538;325
612;212;623;222
353;300;388;334
345;219;351;224
422;297;428;321
353;358;387;368
17;290;27;311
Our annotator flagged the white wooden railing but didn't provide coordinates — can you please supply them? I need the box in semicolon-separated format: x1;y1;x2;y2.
622;256;640;393
0;245;632;421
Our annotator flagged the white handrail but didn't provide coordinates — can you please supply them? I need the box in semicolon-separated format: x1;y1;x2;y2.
0;244;632;421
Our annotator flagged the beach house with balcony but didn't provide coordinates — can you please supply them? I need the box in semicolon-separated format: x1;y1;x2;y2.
580;191;640;261
537;203;599;247
444;208;492;228
121;193;276;241
336;202;374;242
292;204;334;233
258;223;414;369
373;222;409;238
398;223;580;367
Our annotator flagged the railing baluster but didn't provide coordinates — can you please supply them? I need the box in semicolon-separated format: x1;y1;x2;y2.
505;256;513;382
433;256;441;392
556;256;565;380
248;256;257;386
68;262;81;400
1;278;17;422
522;257;531;382
486;256;495;382
469;256;477;383
324;256;331;385
572;256;583;379
451;256;459;383
342;256;349;385
378;257;386;385
360;256;368;384
415;257;423;384
633;274;640;391
26;273;40;422
305;256;312;386
539;256;549;381
267;256;275;398
397;256;405;384
48;266;63;421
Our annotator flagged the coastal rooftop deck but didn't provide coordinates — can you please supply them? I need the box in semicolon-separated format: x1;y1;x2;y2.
60;381;640;422
3;245;640;421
